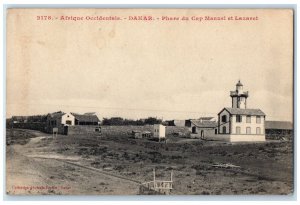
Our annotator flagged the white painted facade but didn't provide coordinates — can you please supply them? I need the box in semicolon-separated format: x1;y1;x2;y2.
231;115;264;135
218;109;230;134
216;81;266;142
153;124;166;140
218;108;266;142
61;113;75;126
213;134;265;142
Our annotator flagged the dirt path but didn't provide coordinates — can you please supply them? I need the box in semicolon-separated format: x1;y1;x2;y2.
6;132;140;195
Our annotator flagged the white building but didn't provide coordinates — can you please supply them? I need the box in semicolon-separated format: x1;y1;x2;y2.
46;111;100;135
61;112;75;126
216;81;266;142
153;124;166;141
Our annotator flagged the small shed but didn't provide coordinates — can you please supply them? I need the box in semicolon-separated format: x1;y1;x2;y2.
132;130;142;139
132;130;152;139
265;121;293;140
153;124;166;141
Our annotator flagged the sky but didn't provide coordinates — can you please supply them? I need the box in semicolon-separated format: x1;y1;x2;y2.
6;9;293;121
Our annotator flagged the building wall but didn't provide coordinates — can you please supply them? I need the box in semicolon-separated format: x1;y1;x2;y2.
191;127;217;139
10;122;46;132
232;97;238;108
230;134;265;142
99;125;189;137
207;134;231;141
61;113;75;126
232;96;246;109
218;109;230;134
153;124;166;139
231;115;265;135
173;120;185;127
166;126;190;137
207;134;265;142
68;125;100;135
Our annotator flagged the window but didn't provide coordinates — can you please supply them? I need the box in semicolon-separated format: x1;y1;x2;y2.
246;127;251;134
256;127;261;134
256;116;261;124
52;120;56;126
246;115;251;123
236;126;241;134
215;129;217;134
236;115;242;123
66;120;72;125
222;126;226;134
222;115;227;123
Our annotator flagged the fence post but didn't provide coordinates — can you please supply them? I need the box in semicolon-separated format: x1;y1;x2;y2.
153;168;156;191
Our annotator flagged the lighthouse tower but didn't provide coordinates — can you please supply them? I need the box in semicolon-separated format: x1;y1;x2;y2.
230;80;249;109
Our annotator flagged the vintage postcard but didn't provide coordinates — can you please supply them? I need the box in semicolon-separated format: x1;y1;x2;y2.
6;8;294;195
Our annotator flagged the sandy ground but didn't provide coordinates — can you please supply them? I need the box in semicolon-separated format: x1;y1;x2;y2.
6;131;138;195
6;129;294;195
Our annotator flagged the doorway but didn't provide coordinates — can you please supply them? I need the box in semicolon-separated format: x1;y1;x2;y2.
192;126;197;134
64;126;68;135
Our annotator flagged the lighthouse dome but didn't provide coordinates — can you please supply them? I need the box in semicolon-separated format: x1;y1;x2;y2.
236;80;243;87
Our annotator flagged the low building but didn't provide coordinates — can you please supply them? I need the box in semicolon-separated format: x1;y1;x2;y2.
132;130;152;139
46;111;100;135
153;124;166;141
46;111;75;134
265;121;293;140
185;119;217;139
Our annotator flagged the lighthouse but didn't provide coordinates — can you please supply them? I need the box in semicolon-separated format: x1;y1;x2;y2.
216;80;266;142
230;80;249;109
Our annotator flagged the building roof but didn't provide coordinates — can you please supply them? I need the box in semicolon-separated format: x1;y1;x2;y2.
71;113;100;122
219;107;265;116
47;111;65;119
190;120;217;128
265;121;293;130
199;117;214;121
173;120;185;126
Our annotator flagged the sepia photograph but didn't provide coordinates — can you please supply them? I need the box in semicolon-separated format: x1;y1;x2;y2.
5;8;294;196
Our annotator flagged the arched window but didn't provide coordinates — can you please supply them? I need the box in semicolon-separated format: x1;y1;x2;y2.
222;126;226;134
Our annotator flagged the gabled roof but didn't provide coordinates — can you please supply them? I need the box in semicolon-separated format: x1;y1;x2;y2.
71;113;100;122
190;120;217;128
218;107;265;116
265;121;293;130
